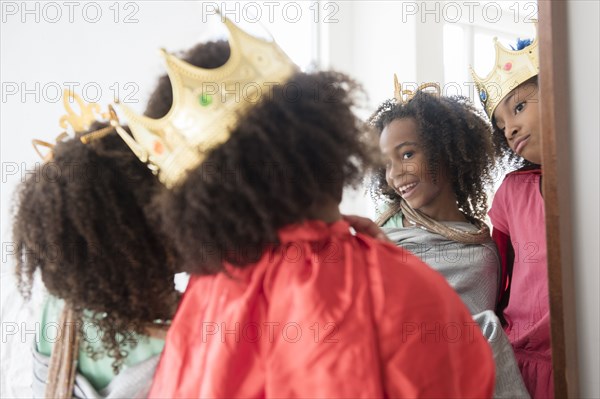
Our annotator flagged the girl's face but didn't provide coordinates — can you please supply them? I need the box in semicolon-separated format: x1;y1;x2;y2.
379;118;455;218
493;81;542;165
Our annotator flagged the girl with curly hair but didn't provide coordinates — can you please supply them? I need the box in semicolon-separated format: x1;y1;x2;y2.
13;124;177;398
11;40;231;398
370;85;529;398
144;32;495;396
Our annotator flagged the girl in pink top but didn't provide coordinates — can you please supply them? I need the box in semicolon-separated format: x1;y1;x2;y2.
473;37;553;398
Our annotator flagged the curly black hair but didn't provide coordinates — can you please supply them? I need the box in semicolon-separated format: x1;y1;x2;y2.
12;40;236;372
12;124;178;372
490;76;539;170
151;67;378;273
369;91;496;221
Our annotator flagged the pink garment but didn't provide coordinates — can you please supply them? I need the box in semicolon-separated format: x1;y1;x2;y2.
489;169;553;398
149;220;495;398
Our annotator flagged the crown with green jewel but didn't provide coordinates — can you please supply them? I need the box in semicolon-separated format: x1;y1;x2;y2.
114;14;298;187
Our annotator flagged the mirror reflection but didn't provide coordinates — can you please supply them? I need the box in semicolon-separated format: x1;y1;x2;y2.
2;2;568;399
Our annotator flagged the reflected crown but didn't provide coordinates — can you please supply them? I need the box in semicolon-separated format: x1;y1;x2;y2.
470;34;539;119
116;15;297;187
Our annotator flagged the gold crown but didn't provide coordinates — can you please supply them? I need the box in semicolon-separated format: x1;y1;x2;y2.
115;16;298;188
32;90;113;161
393;75;441;104
470;35;539;119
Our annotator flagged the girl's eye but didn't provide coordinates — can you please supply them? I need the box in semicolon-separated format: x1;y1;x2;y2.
402;151;414;160
514;101;526;114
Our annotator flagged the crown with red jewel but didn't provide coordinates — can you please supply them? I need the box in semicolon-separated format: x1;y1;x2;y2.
32;14;297;188
115;14;297;187
470;33;539;119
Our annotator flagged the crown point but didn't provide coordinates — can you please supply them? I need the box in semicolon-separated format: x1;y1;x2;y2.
393;74;402;103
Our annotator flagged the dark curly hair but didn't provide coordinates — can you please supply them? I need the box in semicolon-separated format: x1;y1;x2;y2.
490;76;539;170
12;124;178;372
151;66;377;273
369;91;496;221
12;40;235;373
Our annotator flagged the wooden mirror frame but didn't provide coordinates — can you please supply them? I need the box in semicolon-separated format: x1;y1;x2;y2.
538;1;579;397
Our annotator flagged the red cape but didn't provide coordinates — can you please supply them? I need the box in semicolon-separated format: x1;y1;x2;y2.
150;220;494;398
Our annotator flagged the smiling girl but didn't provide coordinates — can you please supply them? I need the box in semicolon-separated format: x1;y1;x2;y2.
371;83;529;398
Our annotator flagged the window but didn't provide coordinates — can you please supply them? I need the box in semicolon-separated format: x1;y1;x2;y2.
442;2;537;102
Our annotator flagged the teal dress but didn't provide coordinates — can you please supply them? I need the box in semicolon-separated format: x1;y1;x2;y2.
33;296;164;397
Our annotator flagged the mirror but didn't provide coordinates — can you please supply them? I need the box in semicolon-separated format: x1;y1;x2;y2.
0;1;578;397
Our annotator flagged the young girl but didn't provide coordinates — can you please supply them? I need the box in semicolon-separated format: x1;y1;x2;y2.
12;40;231;398
110;18;496;397
13;120;177;398
371;83;529;398
472;36;552;398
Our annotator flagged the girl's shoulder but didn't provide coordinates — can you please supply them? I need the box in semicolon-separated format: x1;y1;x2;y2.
381;211;403;229
376;201;403;228
506;165;542;176
498;166;542;191
490;165;543;228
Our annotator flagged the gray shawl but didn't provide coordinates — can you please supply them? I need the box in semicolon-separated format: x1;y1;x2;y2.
385;223;530;398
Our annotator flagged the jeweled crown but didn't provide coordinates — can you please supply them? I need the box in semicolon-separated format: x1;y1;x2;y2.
116;15;297;187
32;90;113;161
470;35;539;119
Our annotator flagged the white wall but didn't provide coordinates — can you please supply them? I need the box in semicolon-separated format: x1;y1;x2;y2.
323;1;418;218
321;1;417;110
567;1;600;397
